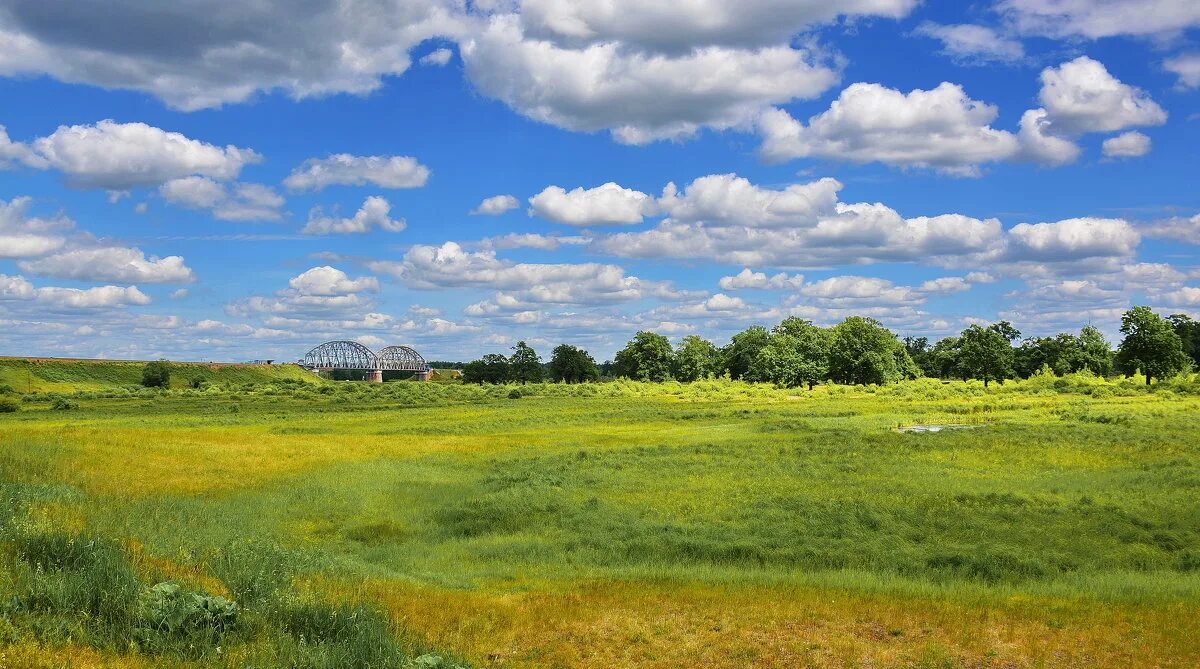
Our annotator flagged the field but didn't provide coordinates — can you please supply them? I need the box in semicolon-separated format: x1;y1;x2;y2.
0;361;1198;667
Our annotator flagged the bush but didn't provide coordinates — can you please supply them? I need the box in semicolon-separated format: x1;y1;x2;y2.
507;388;522;399
0;396;19;413
50;396;79;411
141;360;172;388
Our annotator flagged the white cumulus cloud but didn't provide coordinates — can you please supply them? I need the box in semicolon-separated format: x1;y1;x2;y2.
461;14;840;144
913;23;1024;64
1035;56;1166;136
757;82;1020;175
471;194;520;215
529;182;657;225
19;246;194;284
302;196;406;235
34;285;151;309
518;0;917;52
998;0;1200;39
1006;217;1139;262
1164;53;1200;89
12;120;260;190
420;48;454;66
719;268;805;291
283;154;431;192
160;176;284;221
0;0;468;110
1102;131;1151;158
0;196;70;258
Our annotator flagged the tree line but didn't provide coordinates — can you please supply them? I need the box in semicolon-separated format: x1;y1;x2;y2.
461;307;1200;387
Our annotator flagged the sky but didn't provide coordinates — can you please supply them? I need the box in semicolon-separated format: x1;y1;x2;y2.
1;0;1199;363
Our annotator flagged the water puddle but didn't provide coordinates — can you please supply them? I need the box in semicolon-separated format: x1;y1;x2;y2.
895;424;985;433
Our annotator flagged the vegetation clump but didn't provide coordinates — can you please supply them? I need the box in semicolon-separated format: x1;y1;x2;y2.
141;360;173;388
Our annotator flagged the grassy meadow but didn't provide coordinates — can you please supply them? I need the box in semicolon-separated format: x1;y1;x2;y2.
0;360;1198;667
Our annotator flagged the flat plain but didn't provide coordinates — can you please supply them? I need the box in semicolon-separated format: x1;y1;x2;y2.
1;361;1198;668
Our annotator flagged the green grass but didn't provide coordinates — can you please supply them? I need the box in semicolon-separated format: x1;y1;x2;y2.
0;368;1198;667
0;356;319;393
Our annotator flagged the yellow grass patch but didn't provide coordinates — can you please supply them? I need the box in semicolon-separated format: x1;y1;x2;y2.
347;579;1198;669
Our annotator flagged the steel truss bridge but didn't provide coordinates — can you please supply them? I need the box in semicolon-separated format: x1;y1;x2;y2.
301;341;431;382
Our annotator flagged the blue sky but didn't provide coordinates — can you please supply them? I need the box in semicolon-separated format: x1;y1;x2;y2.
1;0;1198;362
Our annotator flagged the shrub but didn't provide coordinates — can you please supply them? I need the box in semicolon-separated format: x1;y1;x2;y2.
0;396;19;413
141;360;172;388
507;388;522;399
50;396;79;411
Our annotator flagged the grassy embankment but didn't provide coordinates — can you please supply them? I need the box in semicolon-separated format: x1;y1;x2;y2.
0;360;1198;667
0;357;317;394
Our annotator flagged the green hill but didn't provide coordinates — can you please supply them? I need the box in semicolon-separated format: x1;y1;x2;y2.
0;357;320;392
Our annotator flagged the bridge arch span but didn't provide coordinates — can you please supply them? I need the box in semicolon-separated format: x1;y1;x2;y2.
377;345;429;372
301;340;432;382
302;340;378;371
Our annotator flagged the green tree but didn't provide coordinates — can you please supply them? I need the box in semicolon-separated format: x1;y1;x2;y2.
1168;314;1200;367
749;319;830;389
903;336;935;377
548;344;599;383
958;324;1014;387
720;325;770;379
926;336;963;379
1013;327;1113;378
1075;325;1114;376
1116;306;1189;384
461;353;511;384
613;331;673;381
141;360;172;388
827;317;910;385
509;341;543;384
672;335;718;382
990;320;1022;343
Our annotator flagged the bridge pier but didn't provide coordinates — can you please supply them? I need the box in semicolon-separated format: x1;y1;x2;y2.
415;369;431;382
367;369;383;383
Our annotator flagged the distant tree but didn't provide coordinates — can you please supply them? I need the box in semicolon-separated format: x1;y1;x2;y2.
903;336;935;377
460;360;485;384
749;319;830;389
510;341;543;384
598;359;617;379
462;353;511;384
958;324;1014;387
1075;326;1114;376
613;331;673;381
1168;314;1200;367
1015;334;1074;378
926;336;963;379
1116;306;1189;384
989;320;1022;343
548;344;599;383
720;325;770;380
141;360;172;388
673;335;719;382
1013;326;1113;378
827;317;911;385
